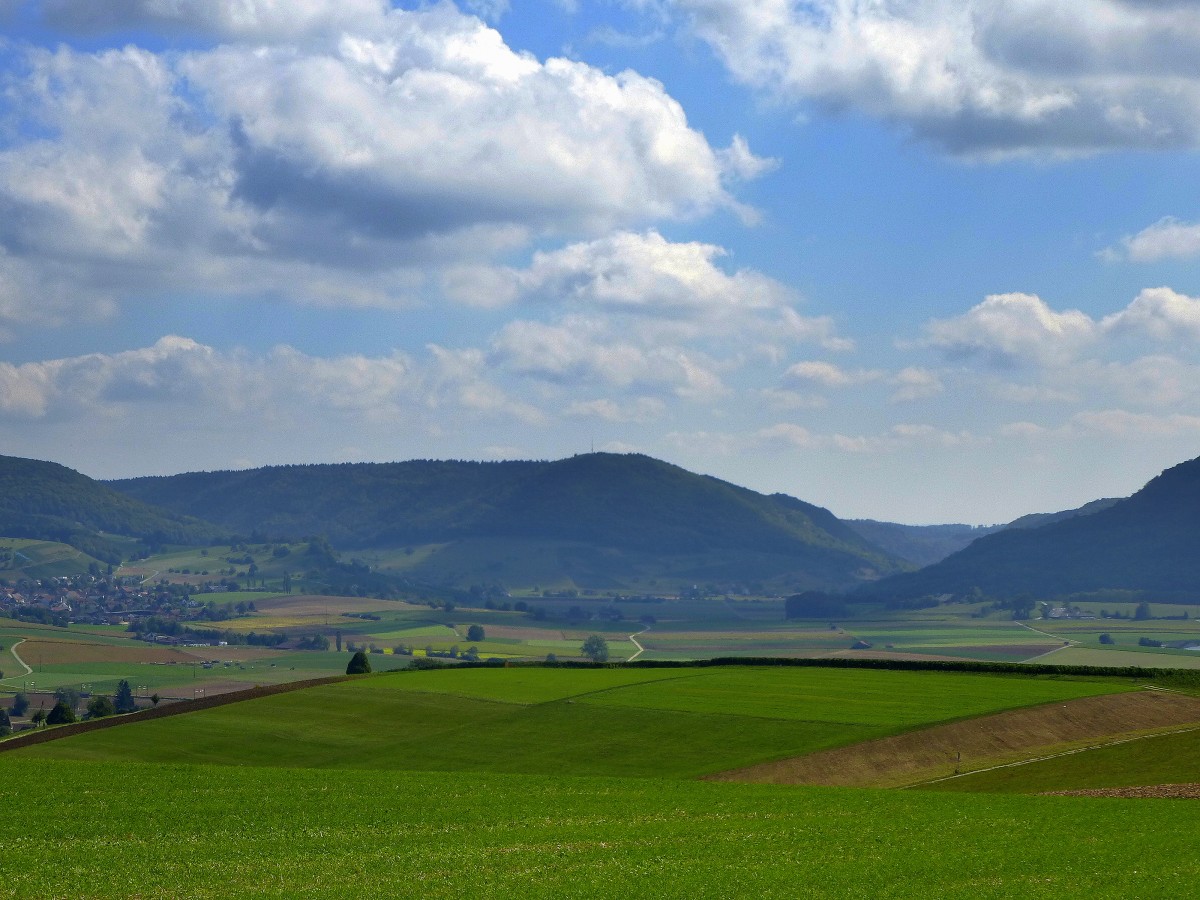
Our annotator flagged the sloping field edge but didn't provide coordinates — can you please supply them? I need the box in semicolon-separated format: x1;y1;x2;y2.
706;689;1200;789
0;674;353;753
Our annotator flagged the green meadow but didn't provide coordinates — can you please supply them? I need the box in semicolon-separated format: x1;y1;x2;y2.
1;758;1199;898
12;666;1129;777
5;661;1200;896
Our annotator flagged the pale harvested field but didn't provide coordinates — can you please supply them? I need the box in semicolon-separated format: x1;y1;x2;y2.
252;594;406;616
822;649;978;663
478;624;569;641
709;690;1200;789
19;638;197;665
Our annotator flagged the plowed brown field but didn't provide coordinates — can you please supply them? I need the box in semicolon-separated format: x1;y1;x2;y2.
708;689;1200;788
18;638;196;665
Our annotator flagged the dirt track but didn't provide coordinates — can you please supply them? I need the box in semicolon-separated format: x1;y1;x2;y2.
707;689;1200;788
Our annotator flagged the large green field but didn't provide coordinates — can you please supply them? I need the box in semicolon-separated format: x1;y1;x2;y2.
4;661;1200;896
11;666;1129;777
1;758;1198;898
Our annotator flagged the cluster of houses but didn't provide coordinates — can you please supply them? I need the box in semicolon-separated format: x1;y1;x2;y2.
0;574;199;628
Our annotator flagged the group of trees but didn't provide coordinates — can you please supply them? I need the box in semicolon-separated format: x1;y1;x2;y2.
2;679;146;733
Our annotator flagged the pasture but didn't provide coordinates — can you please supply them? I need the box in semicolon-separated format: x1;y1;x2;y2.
3;660;1200;898
11;665;1131;778
1;759;1199;898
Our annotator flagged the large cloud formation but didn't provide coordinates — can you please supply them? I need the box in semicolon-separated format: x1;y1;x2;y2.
660;0;1200;157
0;0;766;329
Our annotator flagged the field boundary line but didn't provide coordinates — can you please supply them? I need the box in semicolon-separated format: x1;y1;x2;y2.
910;721;1200;788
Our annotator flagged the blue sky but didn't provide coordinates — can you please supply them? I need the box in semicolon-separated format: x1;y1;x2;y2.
2;1;1200;524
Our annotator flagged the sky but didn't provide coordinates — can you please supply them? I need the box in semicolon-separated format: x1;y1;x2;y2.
2;1;1200;525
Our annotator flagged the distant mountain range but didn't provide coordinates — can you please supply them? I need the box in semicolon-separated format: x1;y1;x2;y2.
106;453;909;591
5;449;1193;599
864;457;1199;601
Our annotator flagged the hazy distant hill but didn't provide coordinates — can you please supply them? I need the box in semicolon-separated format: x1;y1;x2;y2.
847;498;1120;568
863;456;1200;600
843;520;1001;568
0;455;225;563
1001;497;1119;531
109;453;909;590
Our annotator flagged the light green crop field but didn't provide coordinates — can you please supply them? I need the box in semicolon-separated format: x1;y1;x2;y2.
571;666;1125;725
1033;646;1200;669
12;666;1131;778
928;726;1200;795
0;759;1198;898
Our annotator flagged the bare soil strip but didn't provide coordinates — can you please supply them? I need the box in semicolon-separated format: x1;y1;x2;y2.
1045;783;1200;799
707;690;1200;789
15;638;196;666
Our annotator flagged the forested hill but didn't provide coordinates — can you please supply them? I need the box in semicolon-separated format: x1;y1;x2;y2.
0;455;225;562
109;453;909;587
862;455;1200;600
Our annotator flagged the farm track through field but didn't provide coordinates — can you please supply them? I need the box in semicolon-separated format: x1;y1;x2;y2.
706;690;1200;789
626;626;649;662
4;638;32;679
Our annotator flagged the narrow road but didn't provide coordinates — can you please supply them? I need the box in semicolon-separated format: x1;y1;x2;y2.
5;638;33;678
1012;624;1080;667
626;626;650;662
1016;620;1073;642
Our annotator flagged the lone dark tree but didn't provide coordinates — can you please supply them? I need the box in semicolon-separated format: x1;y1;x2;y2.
0;706;10;736
114;679;137;714
581;634;609;663
87;695;116;719
46;700;76;726
466;624;485;642
346;650;372;675
1134;601;1153;621
11;692;29;717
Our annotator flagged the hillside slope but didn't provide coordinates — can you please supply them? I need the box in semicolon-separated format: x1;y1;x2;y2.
0;455;225;562
109;453;908;589
864;455;1200;600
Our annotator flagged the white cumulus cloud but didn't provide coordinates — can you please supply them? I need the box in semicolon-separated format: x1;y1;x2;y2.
659;0;1200;157
0;3;759;327
1105;218;1200;263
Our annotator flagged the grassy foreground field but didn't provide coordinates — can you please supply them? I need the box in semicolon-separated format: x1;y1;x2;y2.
0;758;1198;898
4;663;1198;897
